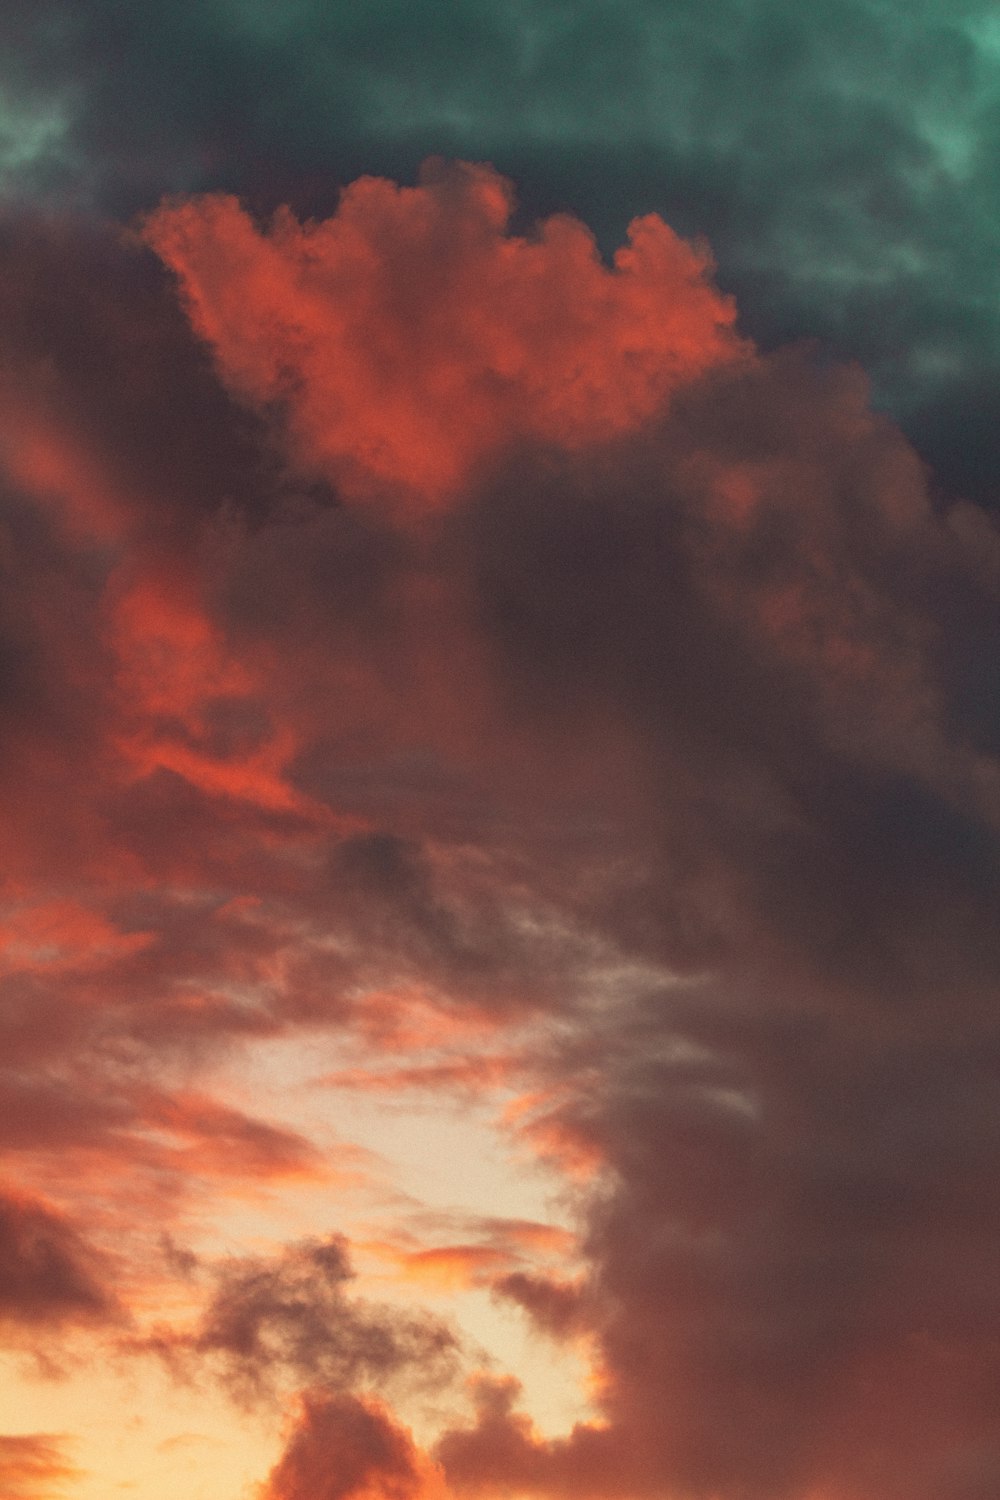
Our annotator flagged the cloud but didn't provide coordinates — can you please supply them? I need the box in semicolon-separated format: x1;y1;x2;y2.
0;1435;81;1500
150;1235;460;1407
453;349;1000;1003
437;1374;612;1500
0;1188;116;1331
260;1392;446;1500
439;987;1000;1500
492;1273;589;1342
143;159;742;506
136;1090;325;1182
3;144;1000;1500
354;1211;580;1311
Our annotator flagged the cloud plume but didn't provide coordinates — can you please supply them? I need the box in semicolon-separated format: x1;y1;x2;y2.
0;133;999;1500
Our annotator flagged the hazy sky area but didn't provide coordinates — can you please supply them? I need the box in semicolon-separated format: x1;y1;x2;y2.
2;5;1000;1500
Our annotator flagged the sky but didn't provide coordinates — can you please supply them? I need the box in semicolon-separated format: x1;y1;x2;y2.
1;3;1000;1499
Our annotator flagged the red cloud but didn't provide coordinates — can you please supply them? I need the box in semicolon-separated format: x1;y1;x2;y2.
261;1392;447;1500
144;160;744;508
137;1090;326;1184
0;900;152;975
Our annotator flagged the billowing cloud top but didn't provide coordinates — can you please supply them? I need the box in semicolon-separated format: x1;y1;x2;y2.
143;161;742;504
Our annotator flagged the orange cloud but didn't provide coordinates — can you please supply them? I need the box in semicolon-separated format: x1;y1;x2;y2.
0;1435;81;1500
489;1221;576;1256
0;899;152;975
362;1216;576;1293
502;1092;605;1183
144;160;745;509
391;1244;515;1292
137;1090;326;1185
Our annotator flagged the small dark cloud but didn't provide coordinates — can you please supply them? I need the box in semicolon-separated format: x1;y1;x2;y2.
153;1235;460;1407
492;1273;588;1341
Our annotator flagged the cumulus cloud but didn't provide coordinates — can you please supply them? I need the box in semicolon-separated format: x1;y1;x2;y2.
261;1392;446;1500
143;159;741;506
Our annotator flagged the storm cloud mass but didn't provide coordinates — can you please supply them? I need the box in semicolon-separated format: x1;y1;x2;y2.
1;6;999;1500
6;0;1000;502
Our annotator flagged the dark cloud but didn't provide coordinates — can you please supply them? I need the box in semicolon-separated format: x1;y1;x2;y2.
421;337;1000;1500
325;829;599;1016
455;348;1000;1005
441;990;1000;1500
0;1188;116;1330
437;1374;612;1500
160;1235;460;1406
492;1273;588;1341
332;832;506;986
0;209;281;541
